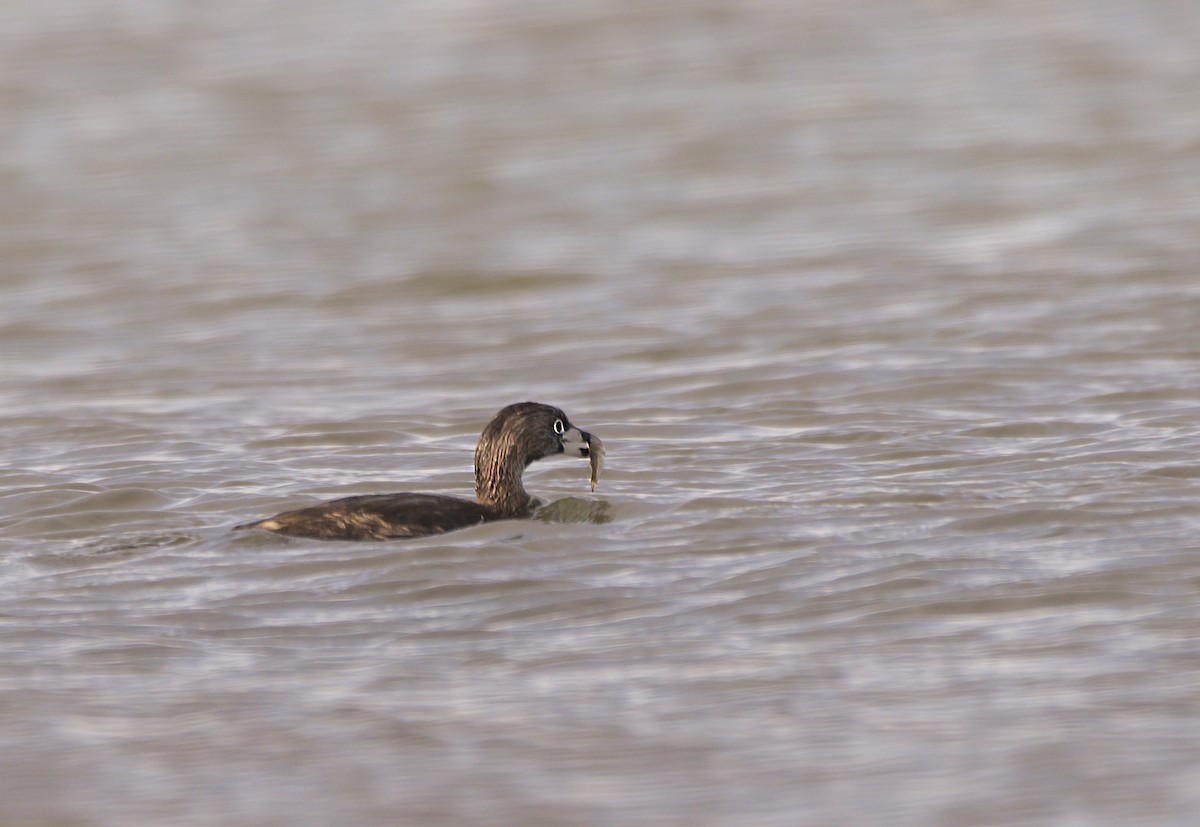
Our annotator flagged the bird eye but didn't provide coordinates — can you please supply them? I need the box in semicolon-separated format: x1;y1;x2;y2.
553;419;565;435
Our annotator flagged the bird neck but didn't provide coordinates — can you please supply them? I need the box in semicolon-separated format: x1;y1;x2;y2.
474;441;534;517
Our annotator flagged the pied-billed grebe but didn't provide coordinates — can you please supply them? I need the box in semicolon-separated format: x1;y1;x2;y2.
233;402;599;541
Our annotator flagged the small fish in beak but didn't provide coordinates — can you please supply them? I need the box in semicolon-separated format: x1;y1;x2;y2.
587;434;604;492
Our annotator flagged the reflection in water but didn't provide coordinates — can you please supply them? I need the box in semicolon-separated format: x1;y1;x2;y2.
535;496;613;525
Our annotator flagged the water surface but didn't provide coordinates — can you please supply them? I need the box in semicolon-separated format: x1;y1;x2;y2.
3;1;1200;825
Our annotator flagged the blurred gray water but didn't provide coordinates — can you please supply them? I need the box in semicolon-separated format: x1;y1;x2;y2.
3;1;1200;825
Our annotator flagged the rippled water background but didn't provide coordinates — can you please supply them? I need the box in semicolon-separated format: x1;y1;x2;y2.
3;1;1200;824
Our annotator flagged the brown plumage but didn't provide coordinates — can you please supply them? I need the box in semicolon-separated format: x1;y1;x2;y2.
233;402;597;541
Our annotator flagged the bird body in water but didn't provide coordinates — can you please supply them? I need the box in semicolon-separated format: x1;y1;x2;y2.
234;402;599;541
